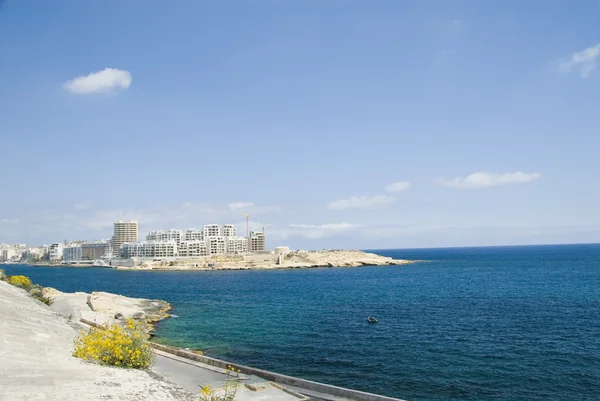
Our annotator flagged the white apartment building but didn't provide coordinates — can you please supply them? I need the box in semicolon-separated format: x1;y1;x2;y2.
22;247;45;262
48;243;64;261
63;246;82;262
178;240;208;257
249;231;266;252
203;224;220;238
221;224;237;237
185;229;204;241
146;229;182;244
225;236;248;254
206;236;226;255
1;249;17;262
120;241;177;258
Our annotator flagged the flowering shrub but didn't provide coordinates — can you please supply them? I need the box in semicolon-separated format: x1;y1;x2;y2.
8;275;32;289
73;318;153;369
200;365;239;401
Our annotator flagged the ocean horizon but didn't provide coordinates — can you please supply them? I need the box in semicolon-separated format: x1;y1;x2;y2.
3;243;599;401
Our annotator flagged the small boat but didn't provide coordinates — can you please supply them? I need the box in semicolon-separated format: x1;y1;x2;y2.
367;316;378;324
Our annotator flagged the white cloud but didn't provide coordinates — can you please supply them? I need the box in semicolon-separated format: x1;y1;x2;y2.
64;68;132;94
559;44;600;79
439;171;541;189
385;181;411;193
327;195;396;210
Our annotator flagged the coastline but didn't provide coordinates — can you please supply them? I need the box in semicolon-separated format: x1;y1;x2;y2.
1;276;407;401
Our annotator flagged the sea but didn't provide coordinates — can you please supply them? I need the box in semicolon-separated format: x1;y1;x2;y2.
2;244;599;401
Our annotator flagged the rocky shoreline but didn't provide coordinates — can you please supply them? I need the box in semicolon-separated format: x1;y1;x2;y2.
43;287;171;332
119;250;413;271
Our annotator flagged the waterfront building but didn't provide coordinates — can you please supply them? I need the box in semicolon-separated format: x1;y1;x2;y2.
178;240;208;257
249;231;266;252
225;236;248;254
0;249;17;262
184;229;204;241
21;247;45;262
221;224;237;237
111;220;138;257
63;246;82;262
81;241;111;260
48;243;64;261
203;224;220;238
146;229;182;245
119;240;177;258
206;236;226;255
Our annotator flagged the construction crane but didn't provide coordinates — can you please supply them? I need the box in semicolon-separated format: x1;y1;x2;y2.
238;211;251;239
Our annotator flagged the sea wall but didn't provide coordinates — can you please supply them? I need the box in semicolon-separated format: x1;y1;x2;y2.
149;342;406;401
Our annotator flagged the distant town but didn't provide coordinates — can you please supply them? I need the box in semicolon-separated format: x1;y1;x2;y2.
0;220;266;265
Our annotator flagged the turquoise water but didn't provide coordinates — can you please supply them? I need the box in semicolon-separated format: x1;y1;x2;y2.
3;244;600;400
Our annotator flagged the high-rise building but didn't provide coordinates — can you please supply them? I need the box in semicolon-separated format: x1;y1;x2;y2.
112;220;138;257
249;231;266;253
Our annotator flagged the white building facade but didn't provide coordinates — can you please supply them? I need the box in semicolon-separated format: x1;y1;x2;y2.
63;246;83;262
184;229;204;241
178;240;208;257
225;236;248;254
203;224;220;238
120;241;177;258
146;229;182;244
48;243;64;261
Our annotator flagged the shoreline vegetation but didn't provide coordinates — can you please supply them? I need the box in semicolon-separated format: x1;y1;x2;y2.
22;249;414;271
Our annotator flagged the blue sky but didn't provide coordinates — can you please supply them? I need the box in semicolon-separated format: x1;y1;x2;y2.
1;0;599;249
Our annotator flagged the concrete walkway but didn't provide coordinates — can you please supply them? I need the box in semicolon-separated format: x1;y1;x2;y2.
152;350;305;401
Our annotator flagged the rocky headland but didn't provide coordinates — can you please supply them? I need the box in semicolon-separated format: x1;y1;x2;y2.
119;249;413;271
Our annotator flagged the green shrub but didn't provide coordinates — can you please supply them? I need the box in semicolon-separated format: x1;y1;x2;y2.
29;284;53;305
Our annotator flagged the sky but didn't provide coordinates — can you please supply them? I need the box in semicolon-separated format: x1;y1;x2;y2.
1;0;600;250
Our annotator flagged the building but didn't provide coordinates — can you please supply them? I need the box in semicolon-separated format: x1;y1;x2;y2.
184;229;204;241
63;246;82;262
147;229;182;244
206;236;226;255
1;249;17;262
21;247;45;262
178;240;208;257
221;224;237;237
112;220;138;258
48;243;64;261
249;231;265;252
81;241;111;260
225;236;248;254
203;224;220;238
120;240;177;258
